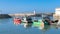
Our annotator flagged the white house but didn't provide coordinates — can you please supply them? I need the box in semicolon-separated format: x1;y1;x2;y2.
53;8;60;20
55;8;60;15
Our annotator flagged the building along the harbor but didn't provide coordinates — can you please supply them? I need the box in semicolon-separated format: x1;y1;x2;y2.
53;8;60;20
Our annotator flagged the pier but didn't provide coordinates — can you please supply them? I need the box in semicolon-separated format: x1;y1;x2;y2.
8;13;54;17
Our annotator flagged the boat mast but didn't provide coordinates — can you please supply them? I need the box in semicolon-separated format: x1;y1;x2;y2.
33;10;36;20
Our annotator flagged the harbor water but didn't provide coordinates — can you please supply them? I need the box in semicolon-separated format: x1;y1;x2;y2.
0;17;60;34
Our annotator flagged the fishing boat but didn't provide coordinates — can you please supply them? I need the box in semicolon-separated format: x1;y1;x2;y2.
14;17;21;24
22;17;27;23
23;16;33;28
32;19;44;29
22;16;33;23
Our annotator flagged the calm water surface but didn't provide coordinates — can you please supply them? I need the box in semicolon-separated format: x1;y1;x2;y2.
0;18;60;34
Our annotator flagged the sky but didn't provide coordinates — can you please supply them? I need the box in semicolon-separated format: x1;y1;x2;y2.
0;0;60;14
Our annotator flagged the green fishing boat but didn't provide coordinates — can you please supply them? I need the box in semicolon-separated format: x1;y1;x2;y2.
33;20;44;27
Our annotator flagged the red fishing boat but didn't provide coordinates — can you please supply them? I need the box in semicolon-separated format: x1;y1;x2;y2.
14;18;21;24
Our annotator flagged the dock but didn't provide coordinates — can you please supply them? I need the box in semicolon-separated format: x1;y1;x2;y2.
8;13;54;17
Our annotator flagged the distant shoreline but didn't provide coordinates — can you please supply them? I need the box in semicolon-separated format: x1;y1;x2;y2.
0;14;11;19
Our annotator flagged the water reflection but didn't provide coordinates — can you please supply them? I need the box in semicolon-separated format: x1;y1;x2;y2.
0;17;60;34
23;21;50;31
33;23;50;31
42;25;50;31
56;25;60;29
24;23;33;28
0;18;11;24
